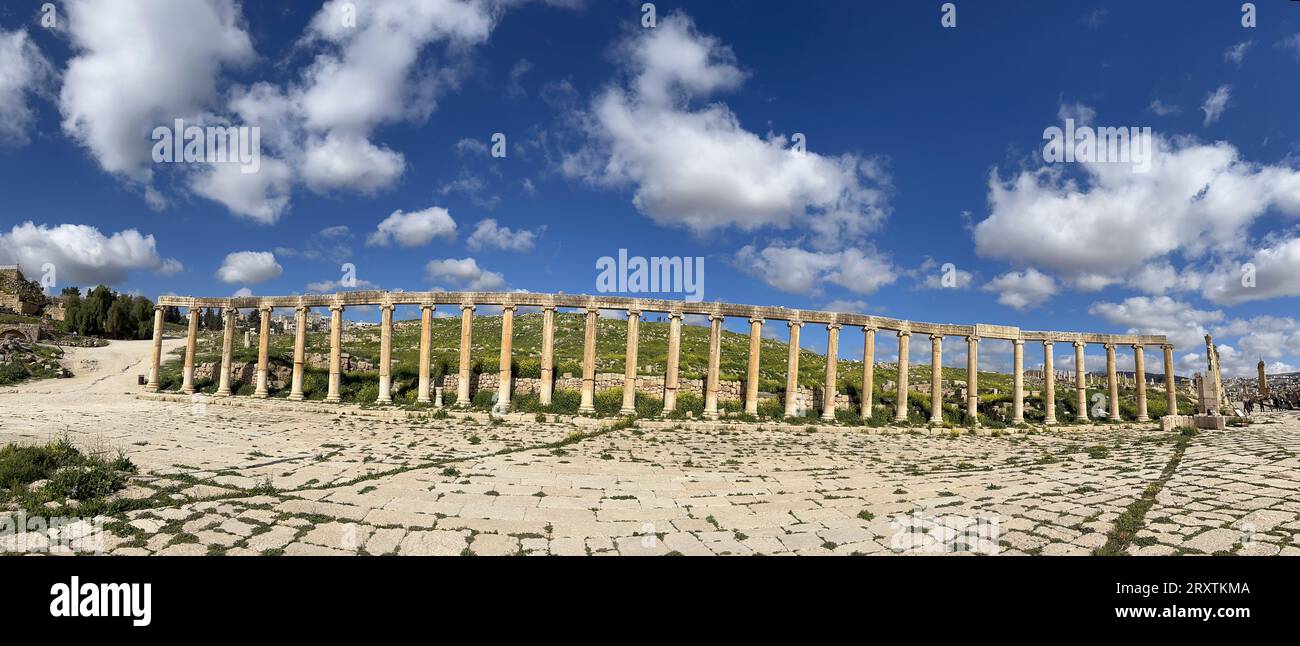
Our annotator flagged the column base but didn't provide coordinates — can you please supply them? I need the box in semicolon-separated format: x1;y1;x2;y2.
215;388;231;397
144;384;159;393
1137;416;1150;422
929;416;942;424
288;393;304;401
252;392;268;399
180;387;195;395
578;406;595;414
1012;417;1024;425
619;408;636;416
325;395;340;403
417;396;431;404
1045;417;1058;425
821;412;836;421
376;397;392;405
702;411;719;420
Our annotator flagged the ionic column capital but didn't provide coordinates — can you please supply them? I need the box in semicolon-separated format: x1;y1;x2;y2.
626;308;641;317
460;303;475;312
897;330;910;338
295;304;309;314
667;311;683;321
1132;343;1144;351
224;306;239;316
153;304;165;312
501;304;518;313
1073;340;1086;349
862;325;877;333
419;303;435;312
748;317;763;325
1104;342;1115;351
258;304;273;313
930;333;943;342
1043;340;1054;347
379;303;396;313
827;323;842;331
787;320;802;329
542;304;558;313
1012;338;1024;347
329;303;344;313
966;334;979;343
708;313;724;322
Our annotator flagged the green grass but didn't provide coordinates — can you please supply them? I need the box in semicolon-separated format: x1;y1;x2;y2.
0;439;137;513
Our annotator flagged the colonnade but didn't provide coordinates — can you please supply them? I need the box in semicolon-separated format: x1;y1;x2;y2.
148;292;1178;424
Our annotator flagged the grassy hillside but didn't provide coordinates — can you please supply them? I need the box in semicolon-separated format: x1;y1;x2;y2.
156;312;1191;424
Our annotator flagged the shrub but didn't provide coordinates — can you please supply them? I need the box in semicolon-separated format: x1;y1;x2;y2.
471;389;497;410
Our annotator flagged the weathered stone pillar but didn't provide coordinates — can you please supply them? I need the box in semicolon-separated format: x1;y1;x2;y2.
498;305;516;410
289;305;307;401
1074;340;1088;422
181;307;199;394
620;309;641;415
929;334;943;424
539;306;556;406
326;305;343;402
1105;344;1119;420
579;307;598;414
145;305;165;391
704;314;723;420
1163;344;1177;416
861;327;875;420
456;304;474;407
417;304;433;403
216;307;236;397
663;312;682;413
1043;341;1057;425
376;303;395;404
894;331;910;422
1012;339;1024;424
966;335;979;424
253;305;271;398
784;321;803;418
822;323;841;421
1133;344;1149;421
744;317;762;415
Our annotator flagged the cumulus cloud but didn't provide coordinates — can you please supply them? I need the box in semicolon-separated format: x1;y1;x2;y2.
466;219;538;251
189;157;293;224
0;29;53;146
1201;85;1231;126
0;221;181;285
58;0;254;183
425;257;504;290
983;268;1057;310
974;134;1300;287
1126;261;1203;295
734;244;896;295
1200;235;1300;305
366;206;457;247
1088;296;1221;350
215;251;282;284
563;13;890;249
913;257;974;290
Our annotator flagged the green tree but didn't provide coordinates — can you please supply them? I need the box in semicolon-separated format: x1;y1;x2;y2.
105;299;132;338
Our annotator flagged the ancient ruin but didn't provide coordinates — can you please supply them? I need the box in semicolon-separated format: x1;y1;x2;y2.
150;291;1177;424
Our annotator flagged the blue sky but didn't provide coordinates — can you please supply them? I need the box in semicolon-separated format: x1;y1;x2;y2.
1;0;1299;377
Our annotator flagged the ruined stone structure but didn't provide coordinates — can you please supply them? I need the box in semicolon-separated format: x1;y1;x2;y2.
0;265;43;315
151;291;1175;424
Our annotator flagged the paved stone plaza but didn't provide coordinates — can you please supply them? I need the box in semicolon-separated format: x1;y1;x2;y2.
3;340;1298;556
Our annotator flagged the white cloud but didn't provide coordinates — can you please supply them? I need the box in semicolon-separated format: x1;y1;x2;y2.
1057;101;1096;126
1201;235;1300;305
189;157;293;224
366;206;457;247
453;137;488;156
1088;296;1221;350
466;219;538;251
1148;99;1180;116
306;277;379;293
913;257;973;290
563;14;890;249
1225;41;1252;66
215;251;282;284
58;0;254;182
0;221;181;285
983;268;1057;310
425;257;504;290
734;244;896;295
821;299;868;314
300;132;405;194
1126;261;1203;295
0;29;53;146
974;134;1300;286
1201;85;1231;126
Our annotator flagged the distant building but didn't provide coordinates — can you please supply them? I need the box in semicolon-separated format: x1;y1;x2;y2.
0;265;48;316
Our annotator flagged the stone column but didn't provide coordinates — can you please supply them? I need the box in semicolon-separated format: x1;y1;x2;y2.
326;305;343;402
289;306;307;401
376;303;394;404
822;323;841;421
145;305;164;391
744;318;762;415
1163;344;1177;416
417;305;433;403
579;307;598;414
894;331;910;422
1105;344;1119;420
1012;340;1024;424
181;307;199;394
216;307;236;397
456;304;474;407
1074;341;1088;422
620;309;641;415
1133;344;1149;422
861;327;876;420
704;314;723;420
253;305;271;398
539;306;556;406
498;305;516;410
966;335;979;424
929;334;943;424
784;321;803;418
663;312;682;413
1043;341;1057;425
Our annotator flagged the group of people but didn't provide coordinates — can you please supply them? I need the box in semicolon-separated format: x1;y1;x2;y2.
1244;393;1300;415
